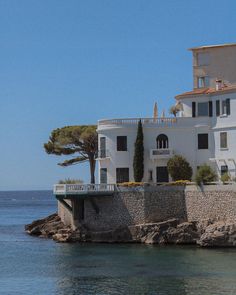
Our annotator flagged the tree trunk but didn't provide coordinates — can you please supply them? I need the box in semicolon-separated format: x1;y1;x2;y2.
89;157;96;184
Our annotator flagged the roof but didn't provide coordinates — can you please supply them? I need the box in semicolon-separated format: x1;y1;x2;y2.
175;85;236;99
189;43;236;51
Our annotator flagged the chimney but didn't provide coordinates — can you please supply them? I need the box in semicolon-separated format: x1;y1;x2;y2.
216;79;222;91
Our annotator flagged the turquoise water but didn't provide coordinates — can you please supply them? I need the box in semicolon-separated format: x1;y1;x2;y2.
0;191;236;295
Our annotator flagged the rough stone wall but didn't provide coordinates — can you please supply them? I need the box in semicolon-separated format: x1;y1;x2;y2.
185;185;236;222
57;185;236;230
84;190;146;231
58;200;73;226
144;187;186;223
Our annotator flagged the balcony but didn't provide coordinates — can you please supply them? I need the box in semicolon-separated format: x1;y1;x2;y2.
54;183;116;197
98;117;177;126
150;148;173;159
96;149;110;160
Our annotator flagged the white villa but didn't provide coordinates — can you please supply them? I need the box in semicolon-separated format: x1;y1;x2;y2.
97;43;236;184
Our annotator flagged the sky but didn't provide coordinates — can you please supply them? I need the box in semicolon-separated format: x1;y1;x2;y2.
1;0;236;190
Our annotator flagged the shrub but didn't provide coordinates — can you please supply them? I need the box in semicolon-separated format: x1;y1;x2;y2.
58;178;83;184
221;172;231;183
167;155;192;181
195;164;217;185
118;182;144;187
164;180;190;186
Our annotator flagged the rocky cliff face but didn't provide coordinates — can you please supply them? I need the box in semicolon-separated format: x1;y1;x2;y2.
25;214;236;247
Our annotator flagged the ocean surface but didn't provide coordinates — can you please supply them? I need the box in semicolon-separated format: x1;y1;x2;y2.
0;191;236;295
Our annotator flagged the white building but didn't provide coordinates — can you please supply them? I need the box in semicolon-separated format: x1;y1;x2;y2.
97;44;236;184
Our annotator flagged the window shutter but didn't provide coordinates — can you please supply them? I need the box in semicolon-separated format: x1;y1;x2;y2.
226;98;230;115
192;102;196;117
216;100;220;116
209;101;213;117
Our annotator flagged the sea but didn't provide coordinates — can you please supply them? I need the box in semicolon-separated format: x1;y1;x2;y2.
0;190;236;295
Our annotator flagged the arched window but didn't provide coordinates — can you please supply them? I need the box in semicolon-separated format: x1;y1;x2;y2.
156;134;168;149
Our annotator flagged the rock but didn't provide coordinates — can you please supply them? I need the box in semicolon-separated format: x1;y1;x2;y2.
143;220;199;245
165;222;199;244
26;213;236;247
25;213;71;239
198;221;236;247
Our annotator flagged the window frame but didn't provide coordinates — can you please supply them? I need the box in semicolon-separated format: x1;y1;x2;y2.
221;98;230;116
116;168;129;183
220;165;228;176
117;136;127;151
100;168;108;184
100;137;106;158
198;133;209;150
220;132;228;149
197;102;209;117
197;76;210;88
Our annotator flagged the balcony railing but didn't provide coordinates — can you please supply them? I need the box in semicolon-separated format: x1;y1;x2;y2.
98;117;177;126
96;149;110;159
150;148;173;159
54;183;116;195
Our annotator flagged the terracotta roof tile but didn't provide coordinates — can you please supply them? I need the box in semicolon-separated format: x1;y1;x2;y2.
175;85;236;99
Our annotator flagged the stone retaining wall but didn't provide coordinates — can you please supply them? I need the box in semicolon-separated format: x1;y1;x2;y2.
58;184;236;231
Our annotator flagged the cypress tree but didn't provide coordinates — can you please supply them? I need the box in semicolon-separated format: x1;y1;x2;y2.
133;119;144;182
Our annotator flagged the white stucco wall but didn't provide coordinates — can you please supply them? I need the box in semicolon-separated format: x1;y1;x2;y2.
97;91;236;183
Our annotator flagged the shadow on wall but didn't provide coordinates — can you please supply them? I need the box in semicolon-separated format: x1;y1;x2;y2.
82;188;146;231
144;186;187;223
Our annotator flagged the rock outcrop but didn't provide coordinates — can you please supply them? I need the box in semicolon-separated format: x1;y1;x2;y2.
198;221;236;247
25;214;236;247
25;213;72;241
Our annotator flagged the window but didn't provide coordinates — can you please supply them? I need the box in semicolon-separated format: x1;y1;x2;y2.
220;132;227;149
100;137;106;158
117;136;127;151
216;100;220;116
156;134;168;149
198;102;209;116
192;102;196;117
197;76;209;88
198;134;208;149
148;170;153;182
116;168;129;183
197;52;210;66
100;168;107;184
221;165;228;176
222;99;230;115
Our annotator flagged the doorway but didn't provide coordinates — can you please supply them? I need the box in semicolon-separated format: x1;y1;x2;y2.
156;166;169;183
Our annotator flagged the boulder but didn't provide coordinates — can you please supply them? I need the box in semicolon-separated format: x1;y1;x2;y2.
165;222;199;244
198;221;236;247
25;213;70;238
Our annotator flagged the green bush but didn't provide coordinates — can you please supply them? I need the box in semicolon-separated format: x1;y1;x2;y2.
167;155;192;181
195;164;217;185
221;172;231;183
58;178;83;184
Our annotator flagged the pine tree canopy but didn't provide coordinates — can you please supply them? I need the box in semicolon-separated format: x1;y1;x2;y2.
44;125;98;183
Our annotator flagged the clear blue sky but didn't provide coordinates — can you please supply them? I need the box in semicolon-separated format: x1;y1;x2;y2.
1;0;236;190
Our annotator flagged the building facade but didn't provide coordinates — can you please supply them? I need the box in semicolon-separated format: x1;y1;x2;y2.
97;44;236;184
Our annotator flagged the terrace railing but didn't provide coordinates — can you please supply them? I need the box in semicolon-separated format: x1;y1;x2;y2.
53;183;116;195
98;117;177;126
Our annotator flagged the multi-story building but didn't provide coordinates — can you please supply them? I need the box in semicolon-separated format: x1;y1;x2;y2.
97;44;236;184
